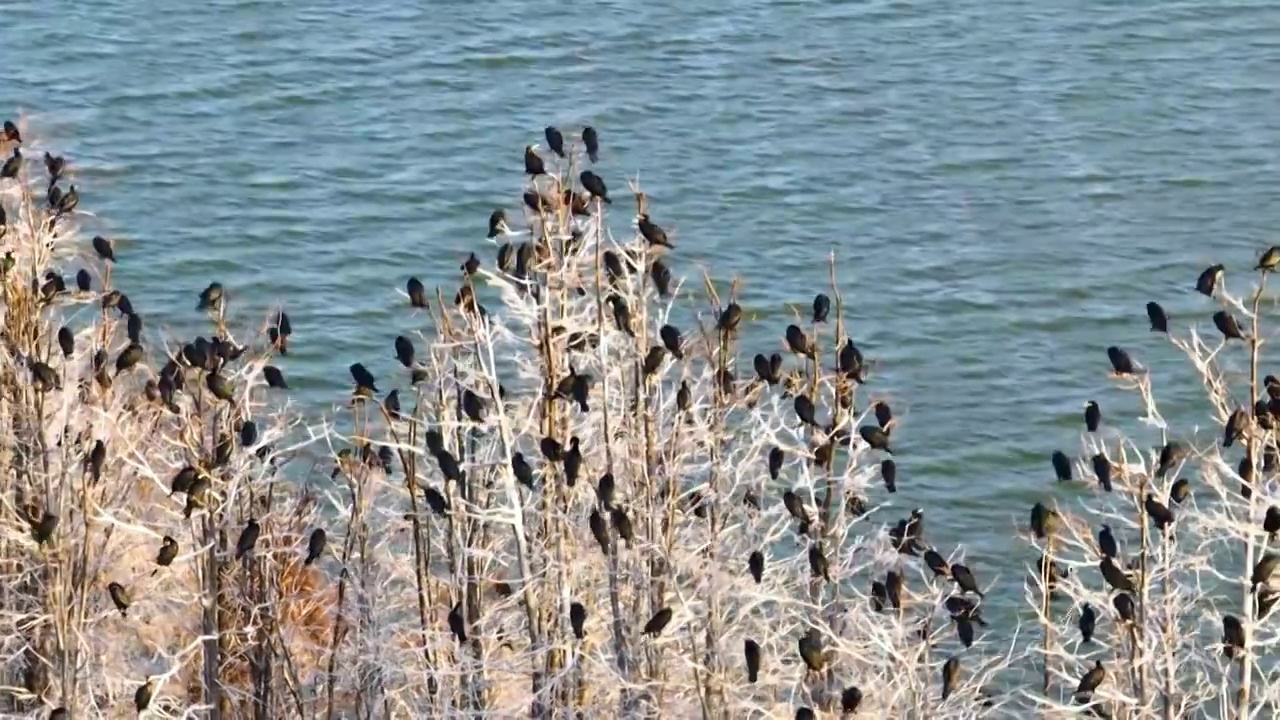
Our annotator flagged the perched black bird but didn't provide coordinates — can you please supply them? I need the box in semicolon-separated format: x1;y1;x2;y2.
524;145;546;176
1051;450;1073;482
748;550;764;583
859;425;892;453
582;126;600;162
1169;477;1191;505
643;607;673;636
423;486;450;516
589;509;611;553
1100;557;1135;592
1076;661;1106;696
1222;614;1245;659
676;380;691;412
744;638;761;682
793;394;817;426
154;536;178;573
1156;441;1186;478
768;447;784;480
1257;246;1280;273
642;345;666;377
45;151;65;181
1107;346;1136;375
425;429;445;457
1145;494;1174;531
540;436;563;463
435;449;463;482
461;388;485;423
196;282;224;311
513;453;536;490
545;126;565;158
607;294;634;336
563;437;582;487
1213;310;1247;341
1145;301;1168;333
461;252;480;275
782;490;807;523
718;302;742;334
2;119;19;142
785;325;814;358
1;148;21;179
30;512;58;545
659;325;684;359
812;293;830;323
263;365;288;389
134;678;153;713
1084;401;1101;432
406;277;429;309
350;363;378;393
1030;502;1060;539
580;171;611;203
126;313;143;345
1195;264;1224;296
394;336;415;368
650;258;673;297
638;214;672;248
924;549;949;577
570;601;586;640
1091;454;1113;492
305;528;327;565
596;472;615;508
235;519;261;561
448;602;467;643
183;473;211;518
795;709;815;720
85;439;106;483
115;343;144;376
837;338;866;382
206;372;235;403
1079;603;1096;643
1098;525;1118;559
841;687;863;713
76;269;91;292
611;507;634;545
108;582;131;617
942;656;960;700
1113;592;1136;624
874;401;893;430
870;581;888;612
886;570;904;609
30;360;60;392
808;543;830;582
1252;553;1278;592
951;563;983;596
92;235;115;262
797;630;825;672
56;326;74;359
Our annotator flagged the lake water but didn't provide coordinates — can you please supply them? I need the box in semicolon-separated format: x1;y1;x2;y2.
4;0;1280;654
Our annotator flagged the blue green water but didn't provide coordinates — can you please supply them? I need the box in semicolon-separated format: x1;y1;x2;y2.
4;0;1280;642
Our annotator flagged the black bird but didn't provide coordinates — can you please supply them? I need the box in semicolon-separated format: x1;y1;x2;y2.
1213;310;1247;341
785;325;814;358
263;365;288;389
951;563;983;596
350;363;378;393
461;252;480;275
841;687;863;713
1113;592;1136;624
797;630;825;672
448;602;467;643
589;509;611;553
237;420;259;448
1076;661;1105;696
30;512;58;545
582;126;599;162
461;388;485;423
76;269;91;292
435;449;462;482
808;543;830;582
1085;400;1101;432
923;548;949;577
1146;301;1167;333
768;447;784;480
425;429;445;457
1196;264;1224;296
85;439;106;483
57;326;74;358
1170;477;1191;505
305;528;327;565
870;581;887;612
235;519;261;561
782;490;807;523
638;214;672;248
1051;450;1073;481
115;343;144;376
874;401;893;430
404;277;429;309
942;656;960;700
838;339;866;382
563;437;582;487
596;472;615;508
643;607;673;636
45;151;64;181
1107;346;1137;375
859;425;893;453
92;235;115;262
650;258;673;297
196;282;224;311
48;183;62;208
513;453;536;490
812;293;830;323
795;709;815;720
382;389;402;420
1145;495;1175;532
607;294;634;336
744;638;761;682
524;145;546;176
154;536;178;573
126;313;143;345
30;361;59;392
748;550;764;583
793;394;817;426
718;302;742;334
423;486;450;516
108;582;130;617
545;126;565;158
50;709;68;720
1251;553;1278;591
1100;557;1135;592
579;171;611;203
2;119;18;142
945;595;988;626
1079;603;1096;643
394;336;415;368
1030;502;1060;539
642;346;666;377
886;570;904;609
1258;246;1280;273
206;372;235;403
611;507;634;545
676;380;691;412
753;354;774;384
183;474;211;518
570;601;586;640
659;325;684;359
1098;525;1118;559
1091;454;1113;492
1222;615;1245;659
1;148;21;179
496;243;515;273
1156;441;1186;479
134;679;153;713
540;436;563;463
